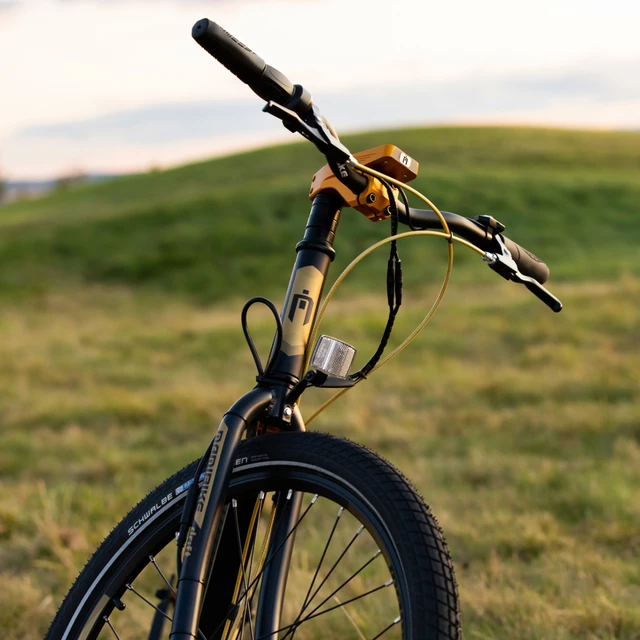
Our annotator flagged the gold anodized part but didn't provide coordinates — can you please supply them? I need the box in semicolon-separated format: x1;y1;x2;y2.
309;144;419;221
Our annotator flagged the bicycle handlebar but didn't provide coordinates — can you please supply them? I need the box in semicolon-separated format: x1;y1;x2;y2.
192;19;297;107
192;18;559;308
397;204;550;284
502;237;549;284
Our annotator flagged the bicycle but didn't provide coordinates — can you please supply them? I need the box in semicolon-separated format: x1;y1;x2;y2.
46;18;563;640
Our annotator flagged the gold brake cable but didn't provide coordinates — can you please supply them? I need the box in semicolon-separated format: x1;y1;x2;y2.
223;165;486;630
354;161;453;237
222;494;278;640
303;162;485;424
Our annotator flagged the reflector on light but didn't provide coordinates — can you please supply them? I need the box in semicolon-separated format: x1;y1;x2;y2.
310;335;356;379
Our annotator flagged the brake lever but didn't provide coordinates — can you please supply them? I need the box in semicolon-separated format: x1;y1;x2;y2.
484;236;563;312
263;101;352;163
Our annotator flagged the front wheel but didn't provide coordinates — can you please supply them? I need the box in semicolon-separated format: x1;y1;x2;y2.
46;432;460;640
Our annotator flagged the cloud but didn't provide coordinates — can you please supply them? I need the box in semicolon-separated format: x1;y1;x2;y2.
6;61;640;178
15;100;272;144
15;62;640;145
0;0;232;9
54;0;256;3
0;1;19;25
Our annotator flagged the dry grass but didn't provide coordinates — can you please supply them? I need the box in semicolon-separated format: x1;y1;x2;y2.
1;126;639;638
0;275;638;639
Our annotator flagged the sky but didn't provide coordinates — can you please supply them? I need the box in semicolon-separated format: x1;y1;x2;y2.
1;0;639;179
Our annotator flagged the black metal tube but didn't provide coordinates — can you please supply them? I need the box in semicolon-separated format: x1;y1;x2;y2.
254;490;305;638
253;406;306;638
170;387;274;639
267;193;343;383
397;204;550;284
396;203;490;247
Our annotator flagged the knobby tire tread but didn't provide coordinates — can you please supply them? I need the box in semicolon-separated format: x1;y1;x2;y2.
45;432;461;640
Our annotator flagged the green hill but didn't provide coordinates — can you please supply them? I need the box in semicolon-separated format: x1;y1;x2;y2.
1;126;639;302
1;127;639;640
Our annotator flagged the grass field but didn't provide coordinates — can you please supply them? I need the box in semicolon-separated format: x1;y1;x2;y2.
0;126;639;639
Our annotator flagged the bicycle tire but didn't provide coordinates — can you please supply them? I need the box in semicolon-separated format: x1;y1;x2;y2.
46;432;460;640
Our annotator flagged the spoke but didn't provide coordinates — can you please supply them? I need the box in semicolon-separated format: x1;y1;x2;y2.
293;524;367;622
371;615;401;640
290;504;344;640
129;570;209;640
240;589;249;640
248;492;265;584
303;549;382;622
125;584;173;624
236;493;318;602
232;499;255;640
207;602;239;640
279;553;384;640
257;579;392;640
149;554;176;596
301;579;394;624
301;505;344;612
208;493;317;640
103;616;122;640
246;492;265;612
255;621;296;639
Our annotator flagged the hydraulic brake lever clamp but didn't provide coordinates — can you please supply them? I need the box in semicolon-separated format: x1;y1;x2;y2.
482;235;520;278
473;214;506;243
484;237;563;312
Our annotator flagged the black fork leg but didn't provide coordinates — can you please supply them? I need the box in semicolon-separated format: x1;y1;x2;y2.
254;490;304;639
254;406;306;639
170;387;274;640
198;498;257;639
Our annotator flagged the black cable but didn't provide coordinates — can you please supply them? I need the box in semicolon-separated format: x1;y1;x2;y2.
353;176;403;379
384;177;400;256
398;185;422;231
382;175;402;311
241;297;284;376
175;295;279;570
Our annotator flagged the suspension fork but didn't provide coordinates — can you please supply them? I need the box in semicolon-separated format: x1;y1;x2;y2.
203;408;306;640
170;394;305;640
170;387;274;640
254;407;305;639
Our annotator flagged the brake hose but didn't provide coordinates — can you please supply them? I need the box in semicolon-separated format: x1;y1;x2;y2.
304;165;485;424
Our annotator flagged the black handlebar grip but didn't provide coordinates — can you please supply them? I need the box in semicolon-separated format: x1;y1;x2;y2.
503;236;550;284
192;19;295;105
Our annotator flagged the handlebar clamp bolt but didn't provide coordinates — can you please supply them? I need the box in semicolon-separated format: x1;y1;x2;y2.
366;193;377;204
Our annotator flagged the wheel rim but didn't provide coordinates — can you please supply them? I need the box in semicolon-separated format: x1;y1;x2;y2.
68;466;408;640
